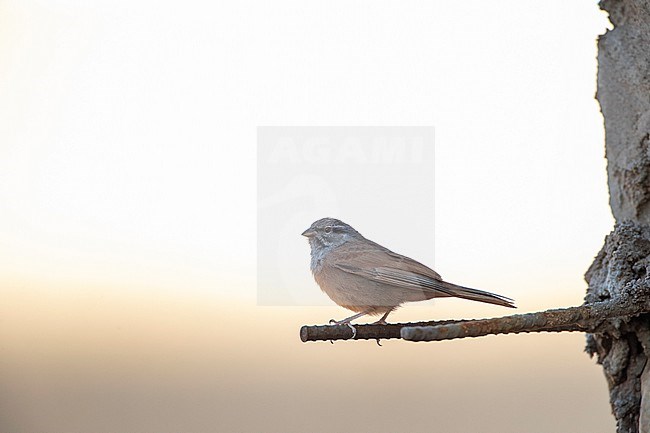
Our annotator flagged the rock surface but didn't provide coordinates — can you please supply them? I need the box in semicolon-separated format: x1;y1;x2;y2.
585;223;650;433
598;0;650;224
591;1;650;431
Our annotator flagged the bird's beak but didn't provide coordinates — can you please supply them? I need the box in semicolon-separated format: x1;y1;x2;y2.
301;228;316;237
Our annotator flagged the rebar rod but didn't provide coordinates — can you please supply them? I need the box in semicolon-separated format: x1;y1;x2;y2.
299;297;650;343
401;298;649;342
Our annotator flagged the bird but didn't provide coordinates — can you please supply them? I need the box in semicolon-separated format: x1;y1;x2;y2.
302;217;515;325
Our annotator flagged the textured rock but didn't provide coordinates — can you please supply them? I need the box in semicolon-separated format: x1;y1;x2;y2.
598;0;650;224
585;224;650;432
591;1;650;431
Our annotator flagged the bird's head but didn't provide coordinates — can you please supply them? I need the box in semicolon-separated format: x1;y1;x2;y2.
301;217;361;250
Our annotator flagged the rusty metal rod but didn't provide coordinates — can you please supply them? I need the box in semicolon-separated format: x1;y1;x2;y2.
401;298;650;342
300;319;466;342
300;296;650;343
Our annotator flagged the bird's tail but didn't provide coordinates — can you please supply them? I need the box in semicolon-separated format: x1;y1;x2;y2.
436;280;516;308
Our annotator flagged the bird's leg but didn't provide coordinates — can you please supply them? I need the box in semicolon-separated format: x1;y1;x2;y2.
329;310;369;325
370;309;393;325
329;310;373;340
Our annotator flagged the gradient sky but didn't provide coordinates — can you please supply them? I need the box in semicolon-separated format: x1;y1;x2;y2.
0;1;615;432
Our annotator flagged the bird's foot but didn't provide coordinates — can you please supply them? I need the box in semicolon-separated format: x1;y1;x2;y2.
347;323;357;338
329;318;354;325
328;319;357;339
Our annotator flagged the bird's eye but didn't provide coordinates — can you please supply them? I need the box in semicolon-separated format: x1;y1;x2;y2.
324;226;332;234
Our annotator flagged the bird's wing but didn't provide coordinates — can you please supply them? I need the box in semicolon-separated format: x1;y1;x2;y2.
329;241;443;279
333;263;449;294
327;241;515;307
333;262;515;308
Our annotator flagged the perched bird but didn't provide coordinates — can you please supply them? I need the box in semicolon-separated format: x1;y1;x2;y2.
302;217;515;324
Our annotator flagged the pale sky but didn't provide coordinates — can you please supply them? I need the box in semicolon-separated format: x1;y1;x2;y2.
0;0;612;307
0;1;615;432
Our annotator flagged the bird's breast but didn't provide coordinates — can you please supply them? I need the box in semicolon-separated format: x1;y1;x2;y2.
309;243;331;273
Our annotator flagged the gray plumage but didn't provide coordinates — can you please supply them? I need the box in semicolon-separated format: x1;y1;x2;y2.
302;217;515;324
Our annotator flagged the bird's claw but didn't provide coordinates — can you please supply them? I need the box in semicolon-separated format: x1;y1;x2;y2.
328;319;357;339
346;323;357;339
